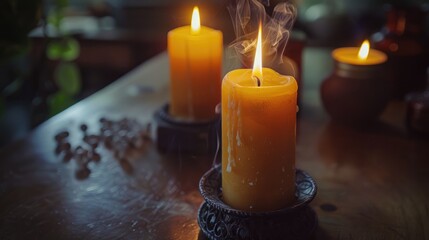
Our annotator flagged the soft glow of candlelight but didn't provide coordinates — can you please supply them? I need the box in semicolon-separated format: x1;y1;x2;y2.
358;40;370;60
252;23;263;86
191;6;200;34
168;6;222;120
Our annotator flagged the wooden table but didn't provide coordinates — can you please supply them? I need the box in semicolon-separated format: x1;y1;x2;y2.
1;48;428;239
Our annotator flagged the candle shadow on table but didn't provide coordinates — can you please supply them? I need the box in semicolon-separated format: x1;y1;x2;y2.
159;153;213;192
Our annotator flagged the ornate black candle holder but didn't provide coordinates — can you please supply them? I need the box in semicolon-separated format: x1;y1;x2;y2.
154;104;220;154
198;166;317;240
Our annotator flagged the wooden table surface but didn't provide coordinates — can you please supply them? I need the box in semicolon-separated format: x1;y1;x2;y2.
1;48;428;240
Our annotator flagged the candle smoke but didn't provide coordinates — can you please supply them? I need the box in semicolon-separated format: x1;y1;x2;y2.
227;0;297;67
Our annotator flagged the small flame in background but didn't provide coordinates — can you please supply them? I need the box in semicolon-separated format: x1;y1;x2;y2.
227;0;297;67
358;40;370;60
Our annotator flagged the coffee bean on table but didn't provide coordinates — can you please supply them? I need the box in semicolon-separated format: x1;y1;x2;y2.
62;151;73;162
55;142;71;155
55;145;63;155
84;135;100;149
91;151;101;162
75;167;91;180
55;116;150;179
54;131;69;142
74;146;85;155
104;138;113;150
80;124;88;132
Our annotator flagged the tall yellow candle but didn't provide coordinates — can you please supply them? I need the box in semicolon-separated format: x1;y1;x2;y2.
168;7;223;121
222;25;298;212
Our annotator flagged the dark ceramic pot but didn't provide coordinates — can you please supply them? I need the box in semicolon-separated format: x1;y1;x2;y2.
321;61;391;126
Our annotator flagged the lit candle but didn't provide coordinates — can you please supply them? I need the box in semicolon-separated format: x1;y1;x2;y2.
332;40;387;65
321;40;389;125
222;24;298;212
168;7;223;121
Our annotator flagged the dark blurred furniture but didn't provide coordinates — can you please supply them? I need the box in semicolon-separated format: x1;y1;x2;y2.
372;4;429;98
28;0;234;98
108;0;234;43
1;48;428;239
29;27;165;88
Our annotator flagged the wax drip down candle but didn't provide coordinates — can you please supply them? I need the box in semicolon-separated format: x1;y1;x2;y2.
168;7;223;121
222;24;298;212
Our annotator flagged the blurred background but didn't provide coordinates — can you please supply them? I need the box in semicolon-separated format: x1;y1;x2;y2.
0;0;428;147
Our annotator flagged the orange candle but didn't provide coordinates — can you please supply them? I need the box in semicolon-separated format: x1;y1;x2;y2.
168;7;223;121
222;24;298;212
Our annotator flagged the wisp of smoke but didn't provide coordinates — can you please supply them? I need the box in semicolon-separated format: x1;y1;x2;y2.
227;0;297;67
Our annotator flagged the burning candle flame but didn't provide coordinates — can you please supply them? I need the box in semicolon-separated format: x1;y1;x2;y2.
191;6;201;34
252;23;263;86
358;40;370;60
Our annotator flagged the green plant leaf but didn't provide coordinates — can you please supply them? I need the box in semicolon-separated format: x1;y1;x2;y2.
46;38;80;61
54;62;81;95
46;41;62;60
47;91;74;116
61;38;80;61
56;0;69;9
47;11;63;29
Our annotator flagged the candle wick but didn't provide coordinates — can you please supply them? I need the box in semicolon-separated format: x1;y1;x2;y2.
254;76;261;87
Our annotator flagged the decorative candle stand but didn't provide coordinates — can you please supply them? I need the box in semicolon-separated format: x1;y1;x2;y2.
198;166;317;240
154;104;220;154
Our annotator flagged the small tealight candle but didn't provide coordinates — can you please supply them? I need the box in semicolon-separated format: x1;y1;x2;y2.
168;7;223;121
222;24;298;212
332;40;387;65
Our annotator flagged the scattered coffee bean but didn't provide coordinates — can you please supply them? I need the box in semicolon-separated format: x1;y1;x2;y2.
55;145;62;155
91;151;101;162
80;124;88;132
55;142;71;155
104;138;113;149
84;135;100;148
75;167;91;180
74;146;85;155
62;151;73;162
62;142;71;150
54;131;69;141
54;116;150;179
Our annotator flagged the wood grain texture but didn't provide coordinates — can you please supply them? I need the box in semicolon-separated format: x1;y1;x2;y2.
1;49;428;239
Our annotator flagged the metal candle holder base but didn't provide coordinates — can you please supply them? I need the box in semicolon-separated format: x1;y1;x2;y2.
154;104;220;154
198;166;317;240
